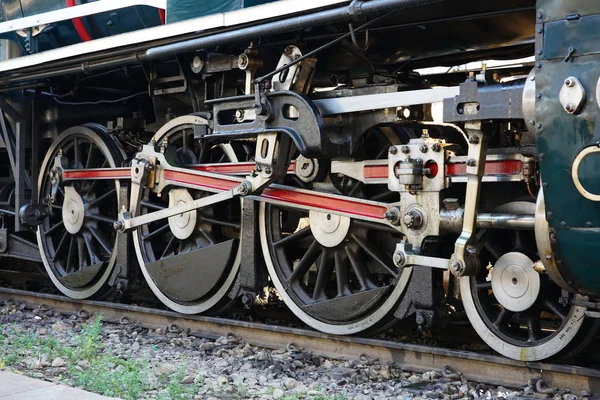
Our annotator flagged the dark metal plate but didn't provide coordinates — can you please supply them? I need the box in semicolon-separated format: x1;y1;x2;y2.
144;239;236;302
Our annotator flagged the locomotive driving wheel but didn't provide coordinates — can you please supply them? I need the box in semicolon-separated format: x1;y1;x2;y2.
259;128;412;334
132;116;242;314
460;201;599;361
37;126;125;299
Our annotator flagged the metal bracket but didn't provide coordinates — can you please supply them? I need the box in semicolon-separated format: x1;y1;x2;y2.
207;91;332;158
449;123;489;277
559;76;585;114
393;241;450;270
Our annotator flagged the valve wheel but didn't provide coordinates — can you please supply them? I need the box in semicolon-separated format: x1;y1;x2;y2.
460;201;599;361
259;128;412;334
37;126;125;299
132;116;243;314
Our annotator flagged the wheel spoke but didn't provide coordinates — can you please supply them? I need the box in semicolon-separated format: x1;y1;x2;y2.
493;308;513;327
85;143;97;169
66;236;75;272
350;233;398;276
198;214;241;229
45;220;64;236
273;227;312;248
87;188;116;208
77;236;86;268
198;228;215;245
543;298;568;320
353;220;400;235
51;231;69;261
74;138;81;167
89;225;113;254
288;240;321;283
141;201;166;210
483;240;504;261
346;246;375;290
86;213;116;224
525;312;542;341
83;234;99;265
312;248;333;301
334;251;351;297
142;223;170;241
160;235;177;258
476;281;492;291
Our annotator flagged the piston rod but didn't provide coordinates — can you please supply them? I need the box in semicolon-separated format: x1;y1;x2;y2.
440;209;535;233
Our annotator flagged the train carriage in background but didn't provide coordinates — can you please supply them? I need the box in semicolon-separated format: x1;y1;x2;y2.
0;0;599;362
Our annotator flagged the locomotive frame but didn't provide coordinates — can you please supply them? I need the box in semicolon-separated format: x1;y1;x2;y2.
0;0;599;362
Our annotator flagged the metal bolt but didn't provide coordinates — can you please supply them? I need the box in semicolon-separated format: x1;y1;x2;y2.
545;255;552;260
466;158;476;167
419;144;428;153
586;221;592;227
384;209;400;224
238;181;252;196
536;62;542;69
264;167;272;175
450;260;464;276
537;27;543;34
241;292;254;308
415;312;428;327
431;143;441;152
560;221;567;227
401;146;410;154
116;280;126;293
565;103;575;113
536;93;542;99
542;182;549;188
235;109;244;120
468;136;480;144
564;78;574;87
192;56;202;69
536;122;542;129
394;252;405;267
284;46;293;55
389;146;398;155
113;220;124;231
403;210;423;230
546;211;554;219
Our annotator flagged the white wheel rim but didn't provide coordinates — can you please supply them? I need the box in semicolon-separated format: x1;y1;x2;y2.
259;202;412;334
36;128;122;299
460;276;586;361
132;138;242;314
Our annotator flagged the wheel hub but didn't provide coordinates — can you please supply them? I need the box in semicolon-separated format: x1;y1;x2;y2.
491;252;540;312
309;210;350;248
62;186;85;234
168;189;197;240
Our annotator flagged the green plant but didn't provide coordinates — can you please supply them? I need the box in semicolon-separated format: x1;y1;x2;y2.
157;362;199;400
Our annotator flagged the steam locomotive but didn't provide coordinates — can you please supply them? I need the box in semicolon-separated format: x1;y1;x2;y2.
0;0;598;361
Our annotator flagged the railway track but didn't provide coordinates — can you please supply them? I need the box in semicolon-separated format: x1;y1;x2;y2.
0;287;598;394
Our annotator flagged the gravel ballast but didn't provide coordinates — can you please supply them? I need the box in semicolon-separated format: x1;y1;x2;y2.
0;300;590;400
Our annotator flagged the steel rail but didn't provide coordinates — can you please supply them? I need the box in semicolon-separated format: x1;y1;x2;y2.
0;287;598;393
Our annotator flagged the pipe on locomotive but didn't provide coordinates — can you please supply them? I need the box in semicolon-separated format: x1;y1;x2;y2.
144;0;448;60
